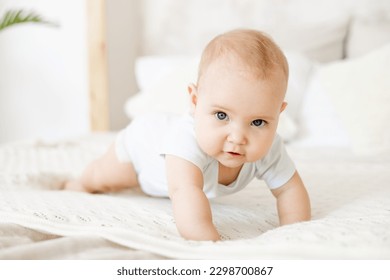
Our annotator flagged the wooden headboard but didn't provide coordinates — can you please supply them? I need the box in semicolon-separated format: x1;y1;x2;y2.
87;0;109;131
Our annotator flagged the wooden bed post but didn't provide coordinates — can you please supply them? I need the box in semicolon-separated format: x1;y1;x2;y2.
87;0;110;131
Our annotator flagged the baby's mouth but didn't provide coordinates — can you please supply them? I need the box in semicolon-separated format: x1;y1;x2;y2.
227;151;242;156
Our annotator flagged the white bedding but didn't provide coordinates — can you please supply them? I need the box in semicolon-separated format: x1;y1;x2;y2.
1;136;389;259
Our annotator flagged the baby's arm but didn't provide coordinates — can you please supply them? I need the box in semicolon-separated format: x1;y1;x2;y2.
271;171;311;226
165;155;220;241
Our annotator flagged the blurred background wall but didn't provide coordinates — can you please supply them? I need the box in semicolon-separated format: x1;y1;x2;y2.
1;0;389;144
0;0;89;143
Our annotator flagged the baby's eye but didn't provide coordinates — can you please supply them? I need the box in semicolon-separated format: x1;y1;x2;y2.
215;111;229;121
251;119;266;127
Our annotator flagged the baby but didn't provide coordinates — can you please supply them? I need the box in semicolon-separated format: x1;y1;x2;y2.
65;29;311;241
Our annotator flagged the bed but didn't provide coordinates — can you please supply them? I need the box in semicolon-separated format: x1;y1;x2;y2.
1;0;390;259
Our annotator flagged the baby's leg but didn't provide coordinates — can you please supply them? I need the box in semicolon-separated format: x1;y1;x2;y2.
64;143;139;193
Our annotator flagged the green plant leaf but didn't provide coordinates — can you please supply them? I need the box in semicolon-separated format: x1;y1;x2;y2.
0;9;58;32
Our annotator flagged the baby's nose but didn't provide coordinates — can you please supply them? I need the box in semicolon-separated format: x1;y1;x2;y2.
227;126;247;145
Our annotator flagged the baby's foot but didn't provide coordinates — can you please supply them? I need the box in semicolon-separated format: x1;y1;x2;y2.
62;180;87;192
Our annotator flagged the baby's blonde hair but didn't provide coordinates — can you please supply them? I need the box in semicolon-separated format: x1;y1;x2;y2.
197;29;289;85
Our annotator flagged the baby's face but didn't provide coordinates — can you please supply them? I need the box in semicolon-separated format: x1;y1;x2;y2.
190;59;287;169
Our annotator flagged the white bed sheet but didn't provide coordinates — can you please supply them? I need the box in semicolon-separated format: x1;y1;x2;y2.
0;134;389;259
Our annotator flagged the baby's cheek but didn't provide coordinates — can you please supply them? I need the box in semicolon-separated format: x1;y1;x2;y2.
200;133;220;156
198;136;215;154
248;145;269;162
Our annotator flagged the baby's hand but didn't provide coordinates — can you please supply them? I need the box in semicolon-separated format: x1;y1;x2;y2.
62;180;88;192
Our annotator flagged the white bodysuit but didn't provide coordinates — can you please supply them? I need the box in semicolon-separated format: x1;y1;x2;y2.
115;113;296;198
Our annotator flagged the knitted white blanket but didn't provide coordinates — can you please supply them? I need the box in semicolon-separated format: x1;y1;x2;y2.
1;136;389;259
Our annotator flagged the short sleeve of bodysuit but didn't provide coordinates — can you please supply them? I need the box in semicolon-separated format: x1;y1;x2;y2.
160;114;211;172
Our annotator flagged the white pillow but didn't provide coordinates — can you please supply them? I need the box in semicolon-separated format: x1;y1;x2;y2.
283;51;313;122
346;4;390;58
125;52;316;142
126;57;198;118
270;15;349;62
134;55;198;91
139;0;350;62
318;44;390;156
297;67;350;148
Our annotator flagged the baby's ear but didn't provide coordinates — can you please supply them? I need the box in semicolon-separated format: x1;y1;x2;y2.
187;83;198;113
280;101;287;113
